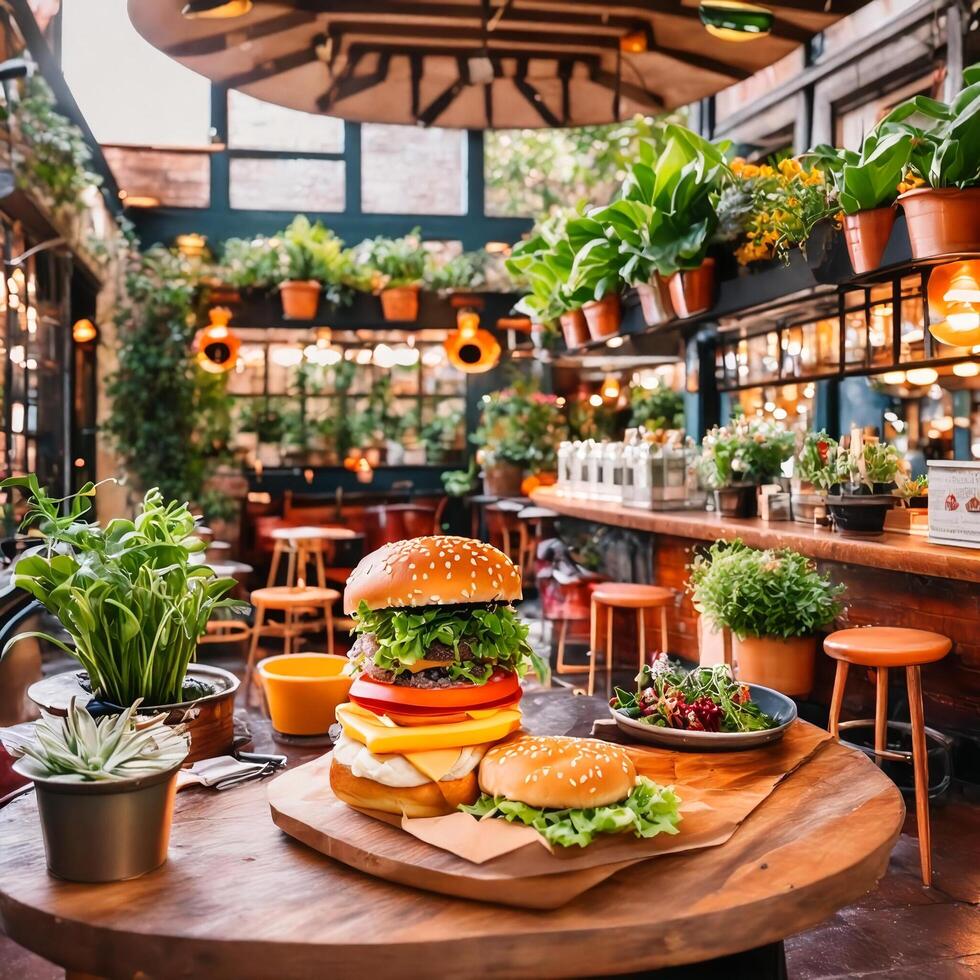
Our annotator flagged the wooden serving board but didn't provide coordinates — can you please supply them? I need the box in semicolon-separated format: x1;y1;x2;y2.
268;723;831;909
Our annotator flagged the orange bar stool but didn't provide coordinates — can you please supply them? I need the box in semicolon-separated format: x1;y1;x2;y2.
824;626;952;887
267;526;356;589
588;583;675;697
244;585;341;700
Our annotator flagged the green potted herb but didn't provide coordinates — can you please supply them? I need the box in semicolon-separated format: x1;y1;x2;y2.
792;429;837;525
566;213;626;339
902;474;929;508
0;477;245;761
826;432;903;533
4;699;189;882
220;235;289;293
588;124;730;320
427;250;488;297
421;408;463;466
356;228;428;321
699;417;795;517
688;539;844;696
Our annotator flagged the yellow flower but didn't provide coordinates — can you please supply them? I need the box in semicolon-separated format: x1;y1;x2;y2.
759;164;776;178
778;158;802;178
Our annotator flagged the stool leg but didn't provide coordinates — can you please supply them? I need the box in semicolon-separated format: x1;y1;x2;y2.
244;605;266;701
267;542;283;588
906;665;932;887
660;605;669;656
556;618;569;673
285;546;297;590
605;605;614;698
315;548;327;591
587;600;598;697
875;667;889;767
637;608;646;676
325;602;334;657
828;661;849;738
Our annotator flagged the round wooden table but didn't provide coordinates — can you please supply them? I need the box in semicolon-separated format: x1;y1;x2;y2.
0;692;904;979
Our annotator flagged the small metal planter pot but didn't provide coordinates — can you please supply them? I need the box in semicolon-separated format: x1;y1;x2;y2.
713;483;757;518
13;760;184;882
826;493;896;534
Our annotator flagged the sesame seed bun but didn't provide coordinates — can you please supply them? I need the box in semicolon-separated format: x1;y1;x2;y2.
343;535;523;614
329;757;479;817
478;736;636;809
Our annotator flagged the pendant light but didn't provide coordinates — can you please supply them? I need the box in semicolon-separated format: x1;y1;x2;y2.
195;307;240;374
72;318;97;343
699;1;773;42
600;373;621;401
181;0;252;19
445;309;501;374
927;261;980;348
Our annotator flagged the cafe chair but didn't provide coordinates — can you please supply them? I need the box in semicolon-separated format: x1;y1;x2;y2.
243;585;341;700
267;526;356;589
823;625;952;887
588;583;675;697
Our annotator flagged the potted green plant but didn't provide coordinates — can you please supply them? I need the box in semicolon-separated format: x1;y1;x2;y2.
792;429;837;525
357;228;428;321
0;477;245;762
4;699;189;882
699;417;795;517
219;234;289;293
812;130;913;273
826;432;903;533
426;250;488;297
421;408;463;465
628;383;685;432
902;474;929;509
566;213;625;339
588;123;730;320
881;62;980;257
688;539;844;696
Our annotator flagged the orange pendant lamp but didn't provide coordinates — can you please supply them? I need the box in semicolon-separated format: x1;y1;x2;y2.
927;260;980;348
195;306;240;373
445;309;501;374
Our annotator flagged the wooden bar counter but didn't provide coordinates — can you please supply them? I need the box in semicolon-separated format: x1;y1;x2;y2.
531;487;980;760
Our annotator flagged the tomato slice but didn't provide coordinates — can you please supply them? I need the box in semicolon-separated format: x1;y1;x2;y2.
350;689;522;718
349;667;520;710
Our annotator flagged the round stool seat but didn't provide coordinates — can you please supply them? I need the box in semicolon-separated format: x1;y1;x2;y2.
824;627;951;667
517;506;558;519
251;586;340;608
271;526;356;542
591;583;674;609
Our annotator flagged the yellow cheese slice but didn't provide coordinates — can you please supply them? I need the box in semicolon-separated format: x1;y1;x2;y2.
403;748;463;783
336;702;522;754
405;658;451;673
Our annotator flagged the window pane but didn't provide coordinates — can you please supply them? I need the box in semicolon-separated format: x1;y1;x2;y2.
229;158;345;212
361;125;466;215
61;0;211;147
103;147;210;207
227;90;345;153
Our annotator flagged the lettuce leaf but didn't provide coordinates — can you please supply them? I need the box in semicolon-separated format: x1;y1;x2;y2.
459;776;681;847
352;600;546;684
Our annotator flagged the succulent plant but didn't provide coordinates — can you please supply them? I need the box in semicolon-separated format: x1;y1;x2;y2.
7;698;189;782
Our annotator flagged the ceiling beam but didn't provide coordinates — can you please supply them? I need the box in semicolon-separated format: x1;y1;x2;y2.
162;11;318;57
331;22;623;52
221;47;319;89
318;52;391;110
591;68;664;109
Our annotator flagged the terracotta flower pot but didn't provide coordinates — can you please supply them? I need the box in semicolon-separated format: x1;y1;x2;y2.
380;285;420;321
666;258;716;318
279;280;321;320
582;294;622;340
898;187;980;258
559;308;590;348
843;207;896;274
733;635;817;697
636;275;675;327
483;461;524;497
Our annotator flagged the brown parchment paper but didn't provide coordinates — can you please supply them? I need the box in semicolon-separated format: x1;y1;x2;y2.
352;720;831;875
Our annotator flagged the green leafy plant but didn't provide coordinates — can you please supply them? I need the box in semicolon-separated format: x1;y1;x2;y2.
281;215;361;305
810;130;913;213
219;235;289;290
506;226;582;322
0;478;244;707
8;698;189;782
586;124;730;285
795;430;838;491
472;379;568;471
421;409;463;463
461;776;681;848
699;417;794;488
832;439;904;491
237;397;287;444
356;228;428;289
902;474;928;499
687;539;844;640
442;462;478;497
629;383;684;431
426;250;488;292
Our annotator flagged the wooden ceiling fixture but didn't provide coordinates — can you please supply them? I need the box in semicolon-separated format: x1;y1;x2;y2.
129;0;870;128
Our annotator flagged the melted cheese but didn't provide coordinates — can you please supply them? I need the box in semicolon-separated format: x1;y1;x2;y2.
402;748;464;783
337;701;522;754
333;733;485;788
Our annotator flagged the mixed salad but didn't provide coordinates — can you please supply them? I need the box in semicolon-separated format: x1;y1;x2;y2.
610;656;778;733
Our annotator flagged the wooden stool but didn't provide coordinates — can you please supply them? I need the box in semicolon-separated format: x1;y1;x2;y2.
588;584;675;697
267;526;356;589
244;586;340;699
824;626;951;886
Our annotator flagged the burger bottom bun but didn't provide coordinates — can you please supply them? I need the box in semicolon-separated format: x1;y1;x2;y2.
329;758;479;817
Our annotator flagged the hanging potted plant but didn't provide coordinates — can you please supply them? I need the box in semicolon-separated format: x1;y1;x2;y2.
688;539;844;697
590;123;730;321
279;218;323;320
825;431;903;533
699;416;794;518
357;228;428;321
3;699;189;882
0;477;246;762
883;62;980;257
566;213;624;340
792;429;837;526
426;249;488;301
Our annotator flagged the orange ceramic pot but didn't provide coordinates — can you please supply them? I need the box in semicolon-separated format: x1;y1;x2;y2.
380;285;420;321
257;654;352;736
732;635;817;697
898;187;980;258
582;294;622;340
483;461;524;497
635;275;675;327
279;280;321;320
843;207;896;274
666;258;716;318
559;308;590;348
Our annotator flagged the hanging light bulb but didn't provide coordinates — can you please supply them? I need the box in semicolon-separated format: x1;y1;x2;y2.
699;0;773;41
588;393;604;408
953;361;980;378
928;261;980;347
270;345;304;368
445;308;500;373
906;367;939;386
881;370;906;385
195;307;240;373
601;374;621;401
72;318;97;343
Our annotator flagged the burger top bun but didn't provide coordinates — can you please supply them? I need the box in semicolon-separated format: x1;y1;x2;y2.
479;735;637;809
344;535;522;614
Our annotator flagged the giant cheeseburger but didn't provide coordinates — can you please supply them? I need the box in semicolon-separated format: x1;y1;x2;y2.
330;535;543;817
